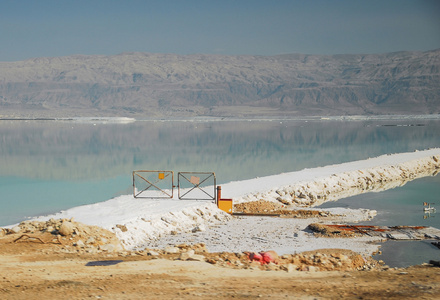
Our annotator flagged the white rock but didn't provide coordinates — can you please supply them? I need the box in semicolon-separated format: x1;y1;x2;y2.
99;244;116;252
11;226;21;234
286;264;297;273
179;250;195;261
85;247;98;254
187;254;205;262
59;222;75;236
307;266;320;272
147;250;160;256
75;240;85;248
164;246;179;254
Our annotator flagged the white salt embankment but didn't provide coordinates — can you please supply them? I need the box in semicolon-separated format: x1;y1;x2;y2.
19;149;440;254
234;149;440;207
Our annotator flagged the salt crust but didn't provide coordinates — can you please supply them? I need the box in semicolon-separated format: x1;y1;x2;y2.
20;148;440;255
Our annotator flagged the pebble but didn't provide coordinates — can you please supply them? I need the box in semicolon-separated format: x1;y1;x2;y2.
74;240;85;248
192;225;206;233
147;250;160;256
99;244;116;252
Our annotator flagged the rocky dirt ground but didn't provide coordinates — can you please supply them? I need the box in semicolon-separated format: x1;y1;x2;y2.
1;202;440;299
233;200;335;218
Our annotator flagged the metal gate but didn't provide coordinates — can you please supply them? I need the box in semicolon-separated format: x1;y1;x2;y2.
178;172;216;200
133;170;216;200
132;170;174;198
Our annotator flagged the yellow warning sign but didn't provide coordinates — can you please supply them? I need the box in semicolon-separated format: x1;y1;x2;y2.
158;173;165;180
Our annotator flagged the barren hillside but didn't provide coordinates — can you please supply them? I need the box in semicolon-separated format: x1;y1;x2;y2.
0;49;439;118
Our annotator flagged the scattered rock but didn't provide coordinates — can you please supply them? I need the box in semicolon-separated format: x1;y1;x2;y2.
59;221;75;236
307;223;358;238
86;237;96;244
265;262;279;271
115;224;128;232
285;264;297;273
206;258;217;264
11;226;21;234
45;226;55;233
2;217;382;273
187;254;205;262
233;200;334;218
306;266;320;272
179;250;195;261
147;250;160;256
3;219;124;254
164;246;180;254
99;244;116;252
75;240;85;248
192;225;206;233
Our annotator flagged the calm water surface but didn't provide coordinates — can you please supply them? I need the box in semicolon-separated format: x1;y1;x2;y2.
319;175;440;267
1;118;439;230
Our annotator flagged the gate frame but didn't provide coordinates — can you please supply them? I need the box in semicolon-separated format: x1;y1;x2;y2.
132;170;174;198
178;171;216;200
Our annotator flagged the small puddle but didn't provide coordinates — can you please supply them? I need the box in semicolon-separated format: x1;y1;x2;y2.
373;240;439;268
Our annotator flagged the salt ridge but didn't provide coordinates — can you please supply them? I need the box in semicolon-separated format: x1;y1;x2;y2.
26;148;440;252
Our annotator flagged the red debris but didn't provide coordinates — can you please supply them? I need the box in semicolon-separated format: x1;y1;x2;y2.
248;251;279;265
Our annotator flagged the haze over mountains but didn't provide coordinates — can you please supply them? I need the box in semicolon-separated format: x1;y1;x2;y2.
0;49;439;118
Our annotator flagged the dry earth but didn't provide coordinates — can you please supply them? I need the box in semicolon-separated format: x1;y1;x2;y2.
1;238;439;300
1;202;440;299
233;200;333;218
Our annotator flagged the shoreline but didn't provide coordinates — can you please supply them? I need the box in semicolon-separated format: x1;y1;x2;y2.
237;151;440;207
11;148;439;258
1;114;440;122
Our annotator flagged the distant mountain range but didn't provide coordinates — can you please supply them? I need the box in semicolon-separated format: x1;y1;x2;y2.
0;49;439;118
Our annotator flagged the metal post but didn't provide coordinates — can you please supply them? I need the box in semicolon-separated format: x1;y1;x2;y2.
216;185;221;205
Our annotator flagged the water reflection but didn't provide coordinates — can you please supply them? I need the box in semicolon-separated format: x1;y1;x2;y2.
1;119;439;182
0;119;439;226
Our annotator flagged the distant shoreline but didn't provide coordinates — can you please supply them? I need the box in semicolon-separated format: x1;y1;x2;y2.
0;117;137;123
1;114;440;122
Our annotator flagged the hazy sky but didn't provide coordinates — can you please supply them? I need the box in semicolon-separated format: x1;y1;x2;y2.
1;0;439;61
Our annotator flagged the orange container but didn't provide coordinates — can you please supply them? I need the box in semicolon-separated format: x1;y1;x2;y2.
217;198;233;214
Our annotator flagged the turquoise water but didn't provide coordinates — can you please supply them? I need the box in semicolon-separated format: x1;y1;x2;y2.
319;175;440;267
1;118;439;227
0;175;130;226
319;175;440;227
